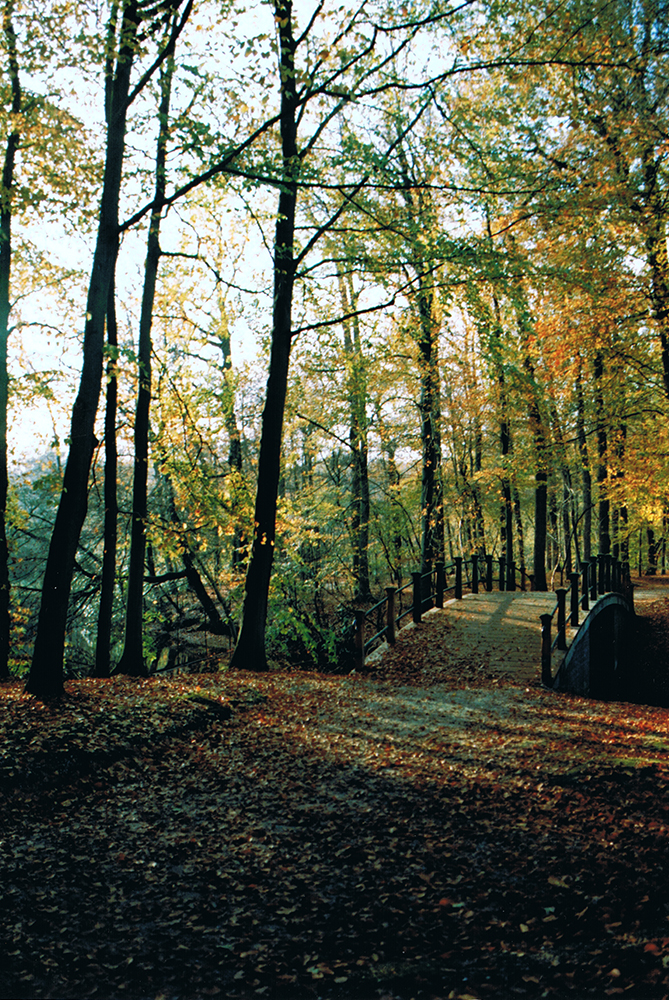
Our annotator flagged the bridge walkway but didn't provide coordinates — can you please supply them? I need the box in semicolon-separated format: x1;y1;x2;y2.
370;587;661;690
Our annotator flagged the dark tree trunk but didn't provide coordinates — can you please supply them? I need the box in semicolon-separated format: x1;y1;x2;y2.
214;307;244;569
93;278;119;677
117;48;173;678
230;0;298;671
417;276;444;577
575;363;592;562
490;290;513;574
643;147;669;403
338;267;372;601
512;485;526;586
518;322;548;591
26;2;139;699
593;351;610;556
0;1;20;680
471;418;486;555
647;527;657;575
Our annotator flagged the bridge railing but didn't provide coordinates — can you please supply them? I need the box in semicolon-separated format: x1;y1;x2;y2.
351;552;529;669
540;555;632;686
353;556;482;670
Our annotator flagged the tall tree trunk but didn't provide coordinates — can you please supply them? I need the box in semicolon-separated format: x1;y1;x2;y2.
521;353;548;591
230;0;298;671
575;361;592;563
93;278;119;677
26;2;139;699
0;0;20;680
417;275;444;576
214;302;244;569
512;485;526;586
117;45;174;678
337;267;371;601
593;350;610;556
490;290;513;575
472;417;486;555
643;147;669;403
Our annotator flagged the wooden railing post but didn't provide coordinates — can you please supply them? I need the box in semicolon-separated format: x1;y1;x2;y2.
529;572;535;592
556;588;567;651
385;587;396;646
435;562;445;608
590;559;598;602
507;560;516;592
498;556;505;591
471;554;479;594
598;553;605;595
581;561;590;611
569;572;580;627
412;571;422;623
354;610;366;671
455;557;463;599
541;613;553;686
605;554;612;593
486;554;493;592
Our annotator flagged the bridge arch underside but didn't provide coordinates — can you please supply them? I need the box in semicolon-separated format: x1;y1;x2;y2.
553;594;637;701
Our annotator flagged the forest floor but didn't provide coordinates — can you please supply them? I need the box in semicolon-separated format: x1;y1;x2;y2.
2;579;669;1000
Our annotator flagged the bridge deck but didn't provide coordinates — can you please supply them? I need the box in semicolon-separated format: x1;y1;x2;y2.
372;588;661;688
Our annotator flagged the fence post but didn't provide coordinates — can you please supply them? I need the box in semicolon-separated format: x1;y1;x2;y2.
605;554;612;593
581;561;590;611
507;560;516;591
435;562;445;608
590;559;597;602
556;588;567;650
486;554;493;592
569;572;580;627
498;556;506;591
385;587;396;646
412;571;422;623
455;557;463;599
471;554;479;594
354;610;366;671
541;613;553;686
529;572;535;592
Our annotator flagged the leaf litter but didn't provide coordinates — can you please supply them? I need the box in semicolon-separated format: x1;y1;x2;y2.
2;614;669;999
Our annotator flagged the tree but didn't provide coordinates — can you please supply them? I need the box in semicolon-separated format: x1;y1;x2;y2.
117;27;176;678
231;0;451;669
26;0;193;698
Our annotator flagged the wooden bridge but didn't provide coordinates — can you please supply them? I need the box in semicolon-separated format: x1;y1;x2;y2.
354;557;649;696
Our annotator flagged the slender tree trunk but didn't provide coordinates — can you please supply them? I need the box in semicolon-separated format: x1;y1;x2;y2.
214;304;244;569
575;362;592;562
230;0;298;671
516;313;548;590
117;47;174;678
490;291;513;575
93;279;119;677
512;485;526;585
593;351;610;556
0;1;20;680
337;267;371;601
26;2;138;699
472;417;486;554
643;148;669;403
417;275;444;577
647;527;657;575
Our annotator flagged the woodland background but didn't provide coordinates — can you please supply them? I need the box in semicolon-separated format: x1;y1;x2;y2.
0;0;666;692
